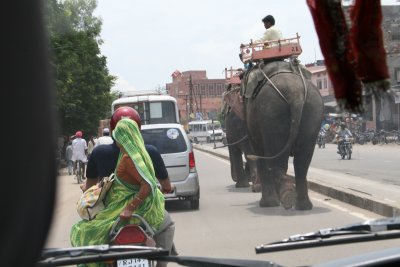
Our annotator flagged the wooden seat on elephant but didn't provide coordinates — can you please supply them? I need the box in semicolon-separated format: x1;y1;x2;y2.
240;33;302;63
225;67;243;85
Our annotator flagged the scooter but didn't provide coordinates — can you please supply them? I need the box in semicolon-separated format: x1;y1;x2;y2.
337;134;352;160
107;214;157;267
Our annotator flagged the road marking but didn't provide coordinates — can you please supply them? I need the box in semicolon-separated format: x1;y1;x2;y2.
312;196;378;221
196;150;230;164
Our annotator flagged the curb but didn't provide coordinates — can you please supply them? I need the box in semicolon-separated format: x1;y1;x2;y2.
193;145;400;217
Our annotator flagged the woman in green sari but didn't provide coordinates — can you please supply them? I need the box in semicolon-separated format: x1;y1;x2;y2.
70;118;166;266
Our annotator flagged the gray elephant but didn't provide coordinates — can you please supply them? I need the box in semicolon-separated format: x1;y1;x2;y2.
223;86;260;191
239;59;324;210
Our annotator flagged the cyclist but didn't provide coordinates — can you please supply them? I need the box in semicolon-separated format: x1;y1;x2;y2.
71;131;88;178
82;107;177;264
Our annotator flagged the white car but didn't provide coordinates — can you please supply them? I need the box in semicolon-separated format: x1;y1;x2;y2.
141;123;200;209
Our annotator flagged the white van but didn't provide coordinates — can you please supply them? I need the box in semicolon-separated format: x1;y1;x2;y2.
111;91;180;125
187;120;225;143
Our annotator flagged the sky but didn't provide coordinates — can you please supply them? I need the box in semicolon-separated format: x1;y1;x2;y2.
94;0;399;92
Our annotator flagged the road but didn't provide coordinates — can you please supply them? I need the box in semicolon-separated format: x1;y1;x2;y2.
206;141;400;186
45;149;399;267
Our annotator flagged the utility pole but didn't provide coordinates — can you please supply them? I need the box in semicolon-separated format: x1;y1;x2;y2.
188;75;199;120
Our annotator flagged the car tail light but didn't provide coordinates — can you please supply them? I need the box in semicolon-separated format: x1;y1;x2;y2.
189;151;196;173
111;225;148;245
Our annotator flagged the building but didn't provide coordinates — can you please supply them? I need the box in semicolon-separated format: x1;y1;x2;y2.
166;70;226;124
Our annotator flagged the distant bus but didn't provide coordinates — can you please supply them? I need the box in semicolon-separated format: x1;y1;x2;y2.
111;91;180;125
187;120;225;143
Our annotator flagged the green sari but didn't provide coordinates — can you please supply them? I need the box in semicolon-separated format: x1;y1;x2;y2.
70;118;165;267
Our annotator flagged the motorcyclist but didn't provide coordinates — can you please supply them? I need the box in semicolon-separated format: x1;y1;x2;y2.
335;123;353;153
82;106;177;266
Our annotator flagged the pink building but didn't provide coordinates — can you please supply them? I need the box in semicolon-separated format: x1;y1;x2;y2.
166;70;226;123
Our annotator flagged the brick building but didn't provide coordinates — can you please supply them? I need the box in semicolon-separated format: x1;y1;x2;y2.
166;70;226;124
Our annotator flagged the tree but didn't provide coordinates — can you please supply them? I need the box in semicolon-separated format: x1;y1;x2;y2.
44;0;115;138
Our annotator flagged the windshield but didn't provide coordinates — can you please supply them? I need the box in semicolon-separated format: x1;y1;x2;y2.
17;1;400;267
113;101;178;124
207;122;222;131
141;127;187;154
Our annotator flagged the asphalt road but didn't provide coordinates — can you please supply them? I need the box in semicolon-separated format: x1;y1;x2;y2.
45;150;400;267
204;141;400;186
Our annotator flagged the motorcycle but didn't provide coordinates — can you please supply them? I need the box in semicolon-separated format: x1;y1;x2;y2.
107;214;157;267
337;134;352;160
317;130;326;148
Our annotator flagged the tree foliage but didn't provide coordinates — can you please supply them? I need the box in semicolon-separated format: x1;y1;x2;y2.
44;0;116;138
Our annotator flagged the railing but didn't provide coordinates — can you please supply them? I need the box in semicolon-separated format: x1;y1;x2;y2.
240;33;302;63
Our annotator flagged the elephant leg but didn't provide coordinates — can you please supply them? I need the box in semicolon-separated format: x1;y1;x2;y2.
228;145;250;188
258;161;280;207
277;171;296;210
247;160;261;192
293;146;314;210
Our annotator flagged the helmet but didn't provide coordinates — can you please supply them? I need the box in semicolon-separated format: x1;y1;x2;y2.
75;131;83;138
340;123;346;129
110;106;141;132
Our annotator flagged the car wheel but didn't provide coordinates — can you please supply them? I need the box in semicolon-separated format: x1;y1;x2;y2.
189;190;200;210
206;136;211;143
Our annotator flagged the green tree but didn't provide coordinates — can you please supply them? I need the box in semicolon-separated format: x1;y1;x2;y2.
44;0;115;138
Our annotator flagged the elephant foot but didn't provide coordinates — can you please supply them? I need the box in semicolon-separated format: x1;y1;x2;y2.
252;183;261;193
295;198;313;210
235;181;250;188
259;195;280;207
279;180;296;210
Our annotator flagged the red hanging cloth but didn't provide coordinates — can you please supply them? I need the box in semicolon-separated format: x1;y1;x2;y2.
350;0;390;84
306;0;390;113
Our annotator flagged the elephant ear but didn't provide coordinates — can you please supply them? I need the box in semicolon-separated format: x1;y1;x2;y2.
223;87;245;121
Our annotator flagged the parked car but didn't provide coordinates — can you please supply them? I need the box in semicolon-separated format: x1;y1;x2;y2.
141;123;200;209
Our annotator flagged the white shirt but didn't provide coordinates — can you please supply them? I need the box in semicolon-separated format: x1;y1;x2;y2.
71;138;88;162
257;25;283;43
95;136;114;146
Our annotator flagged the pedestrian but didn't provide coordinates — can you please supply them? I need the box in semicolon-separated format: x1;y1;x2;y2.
65;141;73;175
80;106;177;266
87;135;96;160
71;131;88;176
95;127;113;147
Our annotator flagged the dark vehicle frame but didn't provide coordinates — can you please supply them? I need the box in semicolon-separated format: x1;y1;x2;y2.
6;1;400;267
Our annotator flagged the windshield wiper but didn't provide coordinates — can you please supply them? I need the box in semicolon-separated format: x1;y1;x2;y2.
39;245;281;267
256;216;400;254
38;245;168;266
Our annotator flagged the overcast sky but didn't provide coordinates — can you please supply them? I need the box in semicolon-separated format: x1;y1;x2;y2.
94;0;399;92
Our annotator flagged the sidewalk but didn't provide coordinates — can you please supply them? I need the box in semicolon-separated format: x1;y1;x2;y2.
193;144;400;217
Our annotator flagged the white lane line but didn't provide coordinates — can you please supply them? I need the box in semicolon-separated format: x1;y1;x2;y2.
196;150;230;164
312;196;378;221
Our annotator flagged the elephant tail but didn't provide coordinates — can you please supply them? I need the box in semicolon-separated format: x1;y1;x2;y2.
247;64;308;161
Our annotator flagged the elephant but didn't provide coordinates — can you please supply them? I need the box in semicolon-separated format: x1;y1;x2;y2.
223;88;260;192
238;59;324;210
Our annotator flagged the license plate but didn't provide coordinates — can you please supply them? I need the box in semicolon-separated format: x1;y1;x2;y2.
117;258;150;267
164;191;176;198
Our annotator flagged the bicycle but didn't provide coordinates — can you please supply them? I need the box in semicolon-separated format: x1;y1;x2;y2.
75;160;86;184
